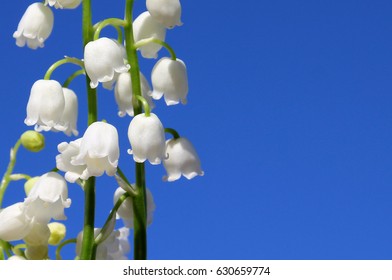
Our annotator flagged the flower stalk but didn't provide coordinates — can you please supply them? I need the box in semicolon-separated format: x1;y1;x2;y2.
0;140;22;208
79;0;98;260
125;0;148;260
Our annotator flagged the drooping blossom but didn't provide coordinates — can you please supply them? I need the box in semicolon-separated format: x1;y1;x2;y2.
24;172;71;223
76;227;130;260
146;0;182;29
128;113;166;164
0;202;32;241
56;138;85;183
163;137;204;181
113;186;156;228
53;88;78;136
133;11;166;58
71;122;120;180
114;72;154;117
84;37;130;89
13;3;54;49
25;79;65;132
151;57;188;105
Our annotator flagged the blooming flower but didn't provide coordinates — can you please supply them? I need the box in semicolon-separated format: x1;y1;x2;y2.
133;11;166;58
163;137;204;181
13;3;54;49
56;138;85;183
0;203;32;241
146;0;183;29
114;72;154;117
113;186;156;228
84;37;130;89
71;122;120;180
128;113;166;164
25;79;65;132
45;0;82;9
24;172;71;223
76;227;130;260
54;88;78;136
151;57;188;105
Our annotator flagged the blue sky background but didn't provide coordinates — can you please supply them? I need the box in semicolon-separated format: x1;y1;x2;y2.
1;0;392;260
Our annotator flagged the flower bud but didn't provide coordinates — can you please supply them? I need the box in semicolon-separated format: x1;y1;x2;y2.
48;222;66;245
20;131;45;152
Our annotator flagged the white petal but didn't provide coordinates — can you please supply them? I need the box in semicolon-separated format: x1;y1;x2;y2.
13;3;54;49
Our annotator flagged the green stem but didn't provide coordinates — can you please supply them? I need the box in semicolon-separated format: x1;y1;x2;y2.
94;192;131;245
93;18;127;41
9;173;31;181
80;0;97;260
134;37;177;60
63;69;86;88
0;140;22;208
56;238;77;260
165;128;181;139
136;96;151;117
44;57;84;80
125;0;148;260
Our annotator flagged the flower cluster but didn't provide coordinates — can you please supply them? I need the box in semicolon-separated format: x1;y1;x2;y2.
1;0;203;260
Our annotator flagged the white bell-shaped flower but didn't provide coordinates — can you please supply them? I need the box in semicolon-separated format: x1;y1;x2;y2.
133;11;166;58
113;186;155;228
106;227;130;260
54;88;78;136
25;79;65;132
146;0;182;29
45;0;82;9
151;57;188;105
0;203;32;241
76;227;130;260
24;172;71;223
13;3;54;49
163;137;204;181
56;138;85;183
114;72;154;117
71;122;120;180
128;113;166;165
84;37;130;89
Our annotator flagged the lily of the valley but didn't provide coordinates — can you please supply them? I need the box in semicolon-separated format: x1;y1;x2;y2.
0;203;32;241
56;138;85;183
54;88;79;136
113;187;156;228
163;137;204;181
70;122;120;180
24;172;71;223
133;11;166;59
84;37;130;89
13;3;54;49
151;57;188;105
128;113;166;165
45;0;82;9
25;79;65;132
114;72;154;117
76;227;130;260
146;0;183;29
